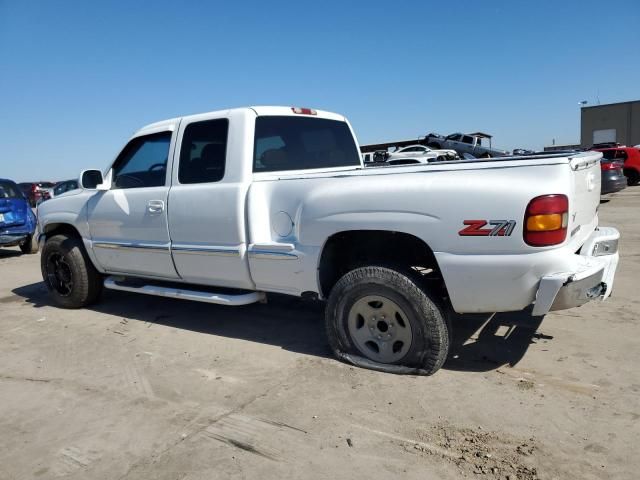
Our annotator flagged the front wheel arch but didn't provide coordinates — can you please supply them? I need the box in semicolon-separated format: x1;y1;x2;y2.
42;223;83;241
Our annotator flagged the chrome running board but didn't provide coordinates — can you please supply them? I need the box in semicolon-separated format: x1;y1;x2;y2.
104;277;265;306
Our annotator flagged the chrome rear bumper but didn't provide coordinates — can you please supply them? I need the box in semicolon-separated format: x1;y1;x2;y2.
532;227;619;316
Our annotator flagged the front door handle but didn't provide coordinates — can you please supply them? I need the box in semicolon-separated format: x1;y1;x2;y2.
147;200;165;213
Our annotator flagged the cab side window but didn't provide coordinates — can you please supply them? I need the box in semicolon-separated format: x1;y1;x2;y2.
112;133;172;189
179;119;229;184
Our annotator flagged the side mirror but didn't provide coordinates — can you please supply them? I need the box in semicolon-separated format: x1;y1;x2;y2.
79;169;105;190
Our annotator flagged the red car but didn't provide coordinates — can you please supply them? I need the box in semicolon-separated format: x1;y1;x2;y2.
595;147;640;186
17;182;54;207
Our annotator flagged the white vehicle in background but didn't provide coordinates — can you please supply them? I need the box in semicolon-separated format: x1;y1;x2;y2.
44;179;79;200
388;144;458;161
37;106;620;375
370;157;433;167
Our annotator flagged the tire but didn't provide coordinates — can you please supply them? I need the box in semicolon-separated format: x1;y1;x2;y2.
40;234;103;308
325;266;450;375
19;234;39;254
626;169;640;186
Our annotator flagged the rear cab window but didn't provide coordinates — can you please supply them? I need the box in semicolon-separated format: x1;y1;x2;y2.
614;150;628;161
253;116;361;173
601;150;616;160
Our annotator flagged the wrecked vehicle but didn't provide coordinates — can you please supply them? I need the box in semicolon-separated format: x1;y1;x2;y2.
37;106;619;374
425;132;508;158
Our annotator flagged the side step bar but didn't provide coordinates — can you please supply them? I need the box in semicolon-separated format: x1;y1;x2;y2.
103;277;265;306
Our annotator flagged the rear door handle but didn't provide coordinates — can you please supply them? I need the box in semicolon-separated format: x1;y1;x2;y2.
147;200;165;213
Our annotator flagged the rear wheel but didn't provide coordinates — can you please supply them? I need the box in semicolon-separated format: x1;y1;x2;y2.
19;235;39;254
325;266;450;375
625;169;640;186
41;234;103;308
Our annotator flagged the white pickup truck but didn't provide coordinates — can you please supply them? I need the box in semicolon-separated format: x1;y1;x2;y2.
38;106;620;375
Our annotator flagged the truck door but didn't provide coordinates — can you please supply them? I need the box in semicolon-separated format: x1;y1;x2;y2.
167;112;254;289
86;127;179;279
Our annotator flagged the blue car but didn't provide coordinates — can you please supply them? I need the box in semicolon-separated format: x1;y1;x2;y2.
0;178;38;254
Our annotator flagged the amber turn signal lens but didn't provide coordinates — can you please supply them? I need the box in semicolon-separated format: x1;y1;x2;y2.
526;214;563;231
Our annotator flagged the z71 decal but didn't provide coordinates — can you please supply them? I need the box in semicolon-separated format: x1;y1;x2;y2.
459;220;516;237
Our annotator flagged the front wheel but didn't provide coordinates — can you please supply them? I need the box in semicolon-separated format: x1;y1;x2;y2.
325;266;450;375
626;169;640;186
41;234;103;308
19;234;39;254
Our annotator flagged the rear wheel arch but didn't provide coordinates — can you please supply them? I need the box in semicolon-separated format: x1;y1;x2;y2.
317;230;448;300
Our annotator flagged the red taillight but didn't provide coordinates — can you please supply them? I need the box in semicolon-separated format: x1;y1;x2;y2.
600;161;621;171
291;107;317;115
524;194;569;246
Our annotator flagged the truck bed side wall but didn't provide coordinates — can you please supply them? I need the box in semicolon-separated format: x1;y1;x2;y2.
247;161;591;312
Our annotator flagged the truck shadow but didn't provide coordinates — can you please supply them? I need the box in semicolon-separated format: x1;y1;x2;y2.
445;310;547;372
12;282;549;374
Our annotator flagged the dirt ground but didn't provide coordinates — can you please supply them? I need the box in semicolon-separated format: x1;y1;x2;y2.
1;188;639;480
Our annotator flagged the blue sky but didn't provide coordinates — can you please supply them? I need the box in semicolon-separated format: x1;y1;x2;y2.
1;0;639;182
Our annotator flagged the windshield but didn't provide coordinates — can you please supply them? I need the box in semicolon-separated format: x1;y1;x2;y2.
0;180;23;199
253;116;361;172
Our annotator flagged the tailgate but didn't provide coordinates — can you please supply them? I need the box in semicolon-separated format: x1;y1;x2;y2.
568;152;602;246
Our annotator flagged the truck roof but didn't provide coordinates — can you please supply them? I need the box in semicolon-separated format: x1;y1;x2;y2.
135;106;347;136
467;132;492;139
